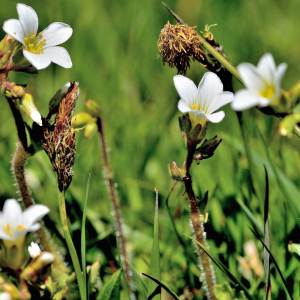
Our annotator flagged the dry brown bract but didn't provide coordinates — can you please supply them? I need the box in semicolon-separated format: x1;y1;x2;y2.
157;21;205;74
43;82;79;192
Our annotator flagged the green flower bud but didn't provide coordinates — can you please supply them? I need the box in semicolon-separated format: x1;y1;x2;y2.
88;260;101;291
194;136;222;163
279;113;300;138
168;161;186;181
85;99;101;118
19;93;42;126
71;112;93;128
84;121;98;139
11;85;25;98
0;34;18;55
48;82;71;118
0;50;11;69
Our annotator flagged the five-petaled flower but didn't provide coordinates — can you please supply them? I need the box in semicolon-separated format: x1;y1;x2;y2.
174;72;234;128
3;3;73;70
0;199;49;270
231;53;287;111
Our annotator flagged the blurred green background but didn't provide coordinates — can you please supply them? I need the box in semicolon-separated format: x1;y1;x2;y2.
1;0;300;299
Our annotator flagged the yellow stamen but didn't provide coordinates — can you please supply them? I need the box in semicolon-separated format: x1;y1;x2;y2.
193;104;197;110
259;87;274;98
38;32;42;35
14;32;16;34
4;224;10;233
40;47;43;51
24;37;28;42
31;34;35;38
17;225;25;230
30;49;34;53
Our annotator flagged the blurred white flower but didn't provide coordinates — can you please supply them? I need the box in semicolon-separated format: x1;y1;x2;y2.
174;72;234;128
28;241;41;258
3;3;72;70
231;53;287;111
0;293;12;300
0;199;49;242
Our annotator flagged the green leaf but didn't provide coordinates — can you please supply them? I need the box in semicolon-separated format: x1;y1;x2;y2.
142;273;180;300
215;282;247;300
183;233;255;300
288;243;300;258
82;173;91;300
147;189;161;300
96;269;122;300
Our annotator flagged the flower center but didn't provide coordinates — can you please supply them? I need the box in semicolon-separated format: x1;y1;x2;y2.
193;104;197;110
23;32;46;55
4;224;26;236
259;86;274;99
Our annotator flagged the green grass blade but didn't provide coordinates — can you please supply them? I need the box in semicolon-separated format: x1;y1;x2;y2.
249;227;294;300
141;273;180;300
96;269;122;300
263;166;271;300
126;259;148;299
147;189;161;300
58;189;85;300
82;173;91;300
183;233;255;300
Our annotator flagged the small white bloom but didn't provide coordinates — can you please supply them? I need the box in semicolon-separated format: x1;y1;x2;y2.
174;72;234;127
3;3;72;70
30;108;42;126
28;241;41;258
0;293;12;300
231;53;287;111
0;199;49;242
61;82;71;94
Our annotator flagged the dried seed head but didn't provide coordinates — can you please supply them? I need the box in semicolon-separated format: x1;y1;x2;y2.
157;21;205;74
43;82;79;192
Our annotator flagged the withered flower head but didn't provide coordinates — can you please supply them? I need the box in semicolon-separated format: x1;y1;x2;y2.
43;82;79;192
157;21;205;74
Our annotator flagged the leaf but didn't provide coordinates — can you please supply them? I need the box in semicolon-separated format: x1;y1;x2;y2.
141;273;180;300
288;243;300;259
183;233;255;300
215;282;247;300
147;189;161;300
96;269;122;300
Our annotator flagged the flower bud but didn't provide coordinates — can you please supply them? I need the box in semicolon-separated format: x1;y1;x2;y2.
84;121;98;139
19;93;42;126
0;34;18;55
168;161;186;181
279;113;300;138
48;82;71;118
85;99;101;118
28;242;41;258
21;251;55;282
194;136;222;162
88;260;101;290
71;112;93;128
11;85;25;98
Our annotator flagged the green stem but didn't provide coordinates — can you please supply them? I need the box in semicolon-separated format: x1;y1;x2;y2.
58;189;85;300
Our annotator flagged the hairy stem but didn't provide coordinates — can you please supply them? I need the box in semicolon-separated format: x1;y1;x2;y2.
184;143;217;300
96;117;132;294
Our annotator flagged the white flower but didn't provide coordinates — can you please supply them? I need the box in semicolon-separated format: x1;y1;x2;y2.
0;199;49;242
3;3;72;70
174;72;234;127
28;241;41;258
0;293;12;300
231;53;287;111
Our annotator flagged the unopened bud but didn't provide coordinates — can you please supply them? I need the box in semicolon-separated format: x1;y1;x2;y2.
84;121;98;139
179;114;191;134
48;82;72;117
279;113;300;138
72;112;93;128
88;259;101;289
11;85;25;98
195;136;222;162
28;242;41;258
20;93;42;126
0;34;18;55
168;161;186;181
85;99;101;118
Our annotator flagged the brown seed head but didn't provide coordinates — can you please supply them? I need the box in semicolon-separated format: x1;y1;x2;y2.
157;21;205;74
43;82;79;192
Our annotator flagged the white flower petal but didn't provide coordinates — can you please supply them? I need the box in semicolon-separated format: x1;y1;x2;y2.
30;109;42;126
26;223;41;232
22;204;50;228
2;19;25;44
257;53;276;83
42;22;73;47
2;199;23;230
197;72;223;110
275;62;287;90
23;50;51;70
206;111;225;123
28;242;41;258
0;230;13;241
178;99;192;113
208;92;234;114
238;63;265;92
17;3;38;36
43;47;72;68
174;75;198;107
0;292;12;300
231;90;266;111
